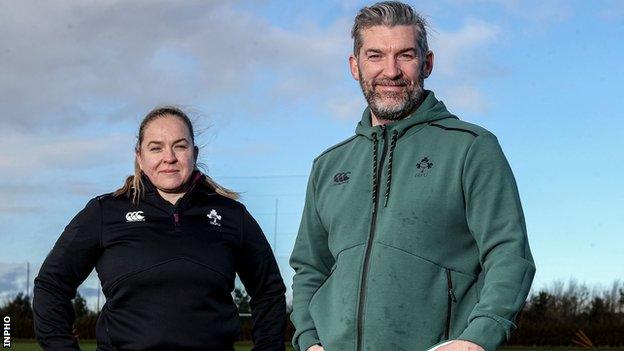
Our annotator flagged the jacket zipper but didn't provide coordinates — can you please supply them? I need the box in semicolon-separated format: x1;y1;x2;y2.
172;204;182;233
105;327;118;351
444;268;457;340
173;206;180;226
170;174;201;230
356;126;387;351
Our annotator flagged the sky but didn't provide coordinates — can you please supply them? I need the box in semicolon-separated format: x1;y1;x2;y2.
1;0;623;310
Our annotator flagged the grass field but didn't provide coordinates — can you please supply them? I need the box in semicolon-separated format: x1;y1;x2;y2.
8;340;292;351
8;340;624;351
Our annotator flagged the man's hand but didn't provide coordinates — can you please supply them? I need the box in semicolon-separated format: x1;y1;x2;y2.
306;345;324;351
434;340;485;351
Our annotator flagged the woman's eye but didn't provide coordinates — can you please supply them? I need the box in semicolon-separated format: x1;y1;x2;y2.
150;147;162;152
175;145;188;150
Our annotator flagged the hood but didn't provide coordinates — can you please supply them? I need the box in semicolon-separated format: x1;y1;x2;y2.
354;90;457;209
355;90;457;139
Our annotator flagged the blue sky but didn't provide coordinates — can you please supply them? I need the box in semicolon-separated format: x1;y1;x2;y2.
1;0;623;309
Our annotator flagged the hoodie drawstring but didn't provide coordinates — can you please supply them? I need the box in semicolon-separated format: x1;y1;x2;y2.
384;131;398;207
371;133;379;213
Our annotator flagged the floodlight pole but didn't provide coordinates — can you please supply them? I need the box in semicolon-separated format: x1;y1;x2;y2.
273;199;278;253
26;262;30;299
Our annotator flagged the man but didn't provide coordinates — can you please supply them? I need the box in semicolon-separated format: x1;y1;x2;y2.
289;1;535;351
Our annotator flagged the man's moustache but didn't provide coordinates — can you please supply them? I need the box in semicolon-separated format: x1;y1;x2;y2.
373;78;410;87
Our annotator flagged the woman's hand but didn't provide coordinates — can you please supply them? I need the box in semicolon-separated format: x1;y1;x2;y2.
306;345;324;351
434;340;484;351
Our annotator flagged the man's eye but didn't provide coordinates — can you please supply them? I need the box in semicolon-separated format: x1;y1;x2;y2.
399;53;414;60
150;147;162;152
175;145;188;150
368;54;381;60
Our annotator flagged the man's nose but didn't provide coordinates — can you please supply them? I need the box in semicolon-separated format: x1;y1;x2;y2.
382;57;401;79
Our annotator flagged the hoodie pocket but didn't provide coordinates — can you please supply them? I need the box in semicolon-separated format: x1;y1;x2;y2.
308;244;364;351
363;243;448;350
103;257;238;350
444;267;479;340
95;306;117;351
309;263;337;307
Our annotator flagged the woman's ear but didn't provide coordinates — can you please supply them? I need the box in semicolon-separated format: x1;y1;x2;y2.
136;149;143;171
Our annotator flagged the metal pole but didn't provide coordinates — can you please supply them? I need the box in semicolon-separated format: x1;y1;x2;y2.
26;262;30;299
97;281;101;312
273;199;278;252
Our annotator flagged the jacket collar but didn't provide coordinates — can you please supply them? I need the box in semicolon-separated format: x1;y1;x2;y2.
355;90;457;140
141;170;213;197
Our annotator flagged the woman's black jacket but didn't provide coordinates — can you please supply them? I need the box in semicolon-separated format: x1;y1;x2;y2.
33;174;287;350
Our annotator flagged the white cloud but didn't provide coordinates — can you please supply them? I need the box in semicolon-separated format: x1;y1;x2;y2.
425;20;502;115
440;84;489;114
0;0;506;132
500;0;573;24
0;132;133;174
449;0;573;24
326;94;366;121
0;206;42;214
0;261;102;311
430;19;501;78
0;1;351;131
0;262;30;300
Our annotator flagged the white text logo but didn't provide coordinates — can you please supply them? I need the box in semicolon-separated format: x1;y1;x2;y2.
126;211;145;222
3;315;10;348
207;209;222;226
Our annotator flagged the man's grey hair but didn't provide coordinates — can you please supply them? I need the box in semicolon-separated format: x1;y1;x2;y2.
351;1;429;58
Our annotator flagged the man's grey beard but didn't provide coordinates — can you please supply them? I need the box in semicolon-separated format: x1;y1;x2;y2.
360;73;425;122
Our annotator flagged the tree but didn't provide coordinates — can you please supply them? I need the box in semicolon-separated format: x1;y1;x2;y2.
0;293;34;338
72;291;91;319
529;291;554;320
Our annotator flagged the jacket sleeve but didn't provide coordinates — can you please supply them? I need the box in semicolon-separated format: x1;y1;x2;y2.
236;206;287;351
457;132;536;351
289;164;335;351
33;198;103;351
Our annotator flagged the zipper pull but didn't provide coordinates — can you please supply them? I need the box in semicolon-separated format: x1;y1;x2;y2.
445;268;457;302
173;206;180;226
449;288;457;302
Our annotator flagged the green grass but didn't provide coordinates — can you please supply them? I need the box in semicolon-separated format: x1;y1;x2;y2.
9;341;624;351
9;340;294;351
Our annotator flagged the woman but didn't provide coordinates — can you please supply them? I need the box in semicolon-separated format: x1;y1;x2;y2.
33;106;287;351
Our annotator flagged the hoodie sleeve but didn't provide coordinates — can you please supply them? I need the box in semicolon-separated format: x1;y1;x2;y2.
236;206;287;351
458;132;536;351
33;198;103;351
289;163;335;351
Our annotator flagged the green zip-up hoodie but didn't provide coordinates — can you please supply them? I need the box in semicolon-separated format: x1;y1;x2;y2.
290;91;535;351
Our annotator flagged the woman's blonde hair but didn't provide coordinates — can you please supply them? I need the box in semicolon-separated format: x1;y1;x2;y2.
114;106;238;204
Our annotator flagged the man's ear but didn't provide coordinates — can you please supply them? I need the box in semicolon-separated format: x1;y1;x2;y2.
422;50;434;78
349;54;360;81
